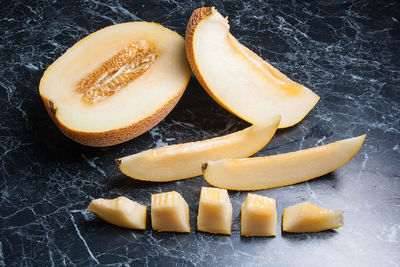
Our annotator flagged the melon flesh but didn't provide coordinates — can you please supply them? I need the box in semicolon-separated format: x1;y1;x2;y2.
203;135;366;190
241;193;277;237
40;22;190;146
151;191;190;233
116;116;280;182
283;202;344;233
197;187;232;235
186;7;319;127
87;196;146;230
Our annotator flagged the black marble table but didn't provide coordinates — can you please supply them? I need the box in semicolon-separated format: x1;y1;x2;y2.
1;0;399;266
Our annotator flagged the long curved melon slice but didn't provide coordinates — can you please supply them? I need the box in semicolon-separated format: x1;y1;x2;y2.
186;7;319;128
203;135;366;190
116;116;280;182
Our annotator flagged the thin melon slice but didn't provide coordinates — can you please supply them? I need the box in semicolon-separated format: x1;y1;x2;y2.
203;135;366;190
186;7;319;127
116;116;280;182
87;196;146;230
283;202;344;233
40;22;191;146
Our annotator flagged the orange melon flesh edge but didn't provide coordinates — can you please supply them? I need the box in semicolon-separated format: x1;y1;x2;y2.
203;134;366;191
40;22;191;146
185;7;320;128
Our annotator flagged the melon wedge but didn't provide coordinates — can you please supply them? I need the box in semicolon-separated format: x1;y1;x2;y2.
40;22;191;146
203;135;366;190
283;201;344;233
185;7;319;127
87;196;146;229
116;116;280;182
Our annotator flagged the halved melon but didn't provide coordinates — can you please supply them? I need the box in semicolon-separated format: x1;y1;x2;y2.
116;116;280;182
203;135;366;190
40;22;191;146
186;7;319;127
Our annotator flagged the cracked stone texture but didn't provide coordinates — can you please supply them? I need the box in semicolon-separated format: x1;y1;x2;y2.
1;0;399;266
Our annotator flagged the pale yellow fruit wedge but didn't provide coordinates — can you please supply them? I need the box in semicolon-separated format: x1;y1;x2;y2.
116;116;280;182
186;7;319;127
283;201;344;233
87;196;146;229
241;193;277;237
197;187;232;235
203;134;366;190
151;191;190;233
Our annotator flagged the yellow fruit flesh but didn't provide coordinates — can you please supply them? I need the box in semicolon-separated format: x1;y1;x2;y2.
197;187;232;235
116;116;280;181
283;202;344;233
40;22;190;146
186;7;319;127
203;135;366;190
151;191;190;233
241;194;277;237
76;40;158;104
87;196;146;230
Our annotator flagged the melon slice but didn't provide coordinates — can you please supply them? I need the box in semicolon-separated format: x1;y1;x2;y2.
116;116;280;182
283;202;344;233
87;196;146;230
40;22;191;146
203;135;366;190
186;7;319;127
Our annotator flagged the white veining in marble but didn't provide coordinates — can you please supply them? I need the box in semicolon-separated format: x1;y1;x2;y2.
0;0;399;266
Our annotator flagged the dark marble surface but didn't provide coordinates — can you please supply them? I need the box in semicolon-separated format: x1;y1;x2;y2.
1;0;399;266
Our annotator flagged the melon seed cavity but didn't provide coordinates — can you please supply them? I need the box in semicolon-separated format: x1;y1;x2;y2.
76;40;158;104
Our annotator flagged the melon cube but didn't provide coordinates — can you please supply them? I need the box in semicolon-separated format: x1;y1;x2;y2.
197;187;232;235
151;191;190;233
241;193;277;236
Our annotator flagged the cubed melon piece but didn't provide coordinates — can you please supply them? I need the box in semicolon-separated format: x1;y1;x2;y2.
283;201;344;233
151;191;190;233
87;196;146;230
241;193;277;237
197;187;232;235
